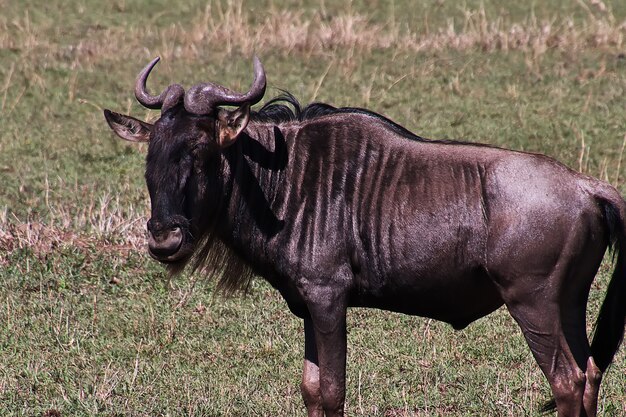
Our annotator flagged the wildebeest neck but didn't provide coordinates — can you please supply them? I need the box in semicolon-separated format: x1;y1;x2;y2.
188;121;297;292
219;122;293;241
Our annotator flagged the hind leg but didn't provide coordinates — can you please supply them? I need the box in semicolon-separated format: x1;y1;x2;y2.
489;207;608;416
582;357;602;417
504;264;603;415
507;299;587;417
560;310;604;417
553;255;604;416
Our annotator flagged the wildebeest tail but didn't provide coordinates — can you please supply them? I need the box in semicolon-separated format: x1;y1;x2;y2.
590;193;626;373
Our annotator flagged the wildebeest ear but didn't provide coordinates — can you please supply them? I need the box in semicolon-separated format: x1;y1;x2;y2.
103;109;152;143
217;103;250;148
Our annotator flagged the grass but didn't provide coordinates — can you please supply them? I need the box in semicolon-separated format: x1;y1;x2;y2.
1;0;625;415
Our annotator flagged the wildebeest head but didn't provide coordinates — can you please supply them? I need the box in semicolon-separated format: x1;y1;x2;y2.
103;56;266;269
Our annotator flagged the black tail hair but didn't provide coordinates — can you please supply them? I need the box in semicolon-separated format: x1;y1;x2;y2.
590;202;626;372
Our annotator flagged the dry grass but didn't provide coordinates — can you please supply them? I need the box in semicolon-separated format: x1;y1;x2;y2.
0;189;146;268
184;2;626;56
0;219;143;268
2;1;625;68
47;191;146;241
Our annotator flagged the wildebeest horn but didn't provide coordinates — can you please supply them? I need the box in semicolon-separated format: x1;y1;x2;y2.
183;55;266;115
135;57;185;113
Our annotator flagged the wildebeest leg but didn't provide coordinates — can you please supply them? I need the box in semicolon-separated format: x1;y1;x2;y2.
491;210;608;416
582;357;602;417
301;318;323;417
508;300;586;417
304;285;348;417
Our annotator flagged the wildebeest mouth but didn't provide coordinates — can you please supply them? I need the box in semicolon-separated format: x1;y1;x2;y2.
147;225;194;264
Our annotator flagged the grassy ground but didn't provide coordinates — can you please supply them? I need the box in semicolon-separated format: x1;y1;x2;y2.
1;0;625;415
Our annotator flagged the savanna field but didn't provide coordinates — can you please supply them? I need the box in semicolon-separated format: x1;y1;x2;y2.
1;0;625;415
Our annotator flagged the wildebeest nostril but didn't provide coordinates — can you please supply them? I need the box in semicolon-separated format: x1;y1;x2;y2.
146;220;179;238
147;225;184;260
147;219;161;235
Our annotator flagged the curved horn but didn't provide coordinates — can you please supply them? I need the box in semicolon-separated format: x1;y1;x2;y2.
134;57;185;113
184;55;266;115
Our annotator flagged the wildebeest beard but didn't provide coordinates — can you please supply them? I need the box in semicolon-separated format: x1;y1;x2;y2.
183;230;256;295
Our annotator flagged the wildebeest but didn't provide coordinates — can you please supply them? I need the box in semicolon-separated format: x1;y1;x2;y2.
104;55;625;417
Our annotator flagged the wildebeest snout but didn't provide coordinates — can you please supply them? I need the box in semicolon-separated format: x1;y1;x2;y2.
147;220;184;261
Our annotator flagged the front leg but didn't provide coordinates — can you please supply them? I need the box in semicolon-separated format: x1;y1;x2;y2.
301;282;349;417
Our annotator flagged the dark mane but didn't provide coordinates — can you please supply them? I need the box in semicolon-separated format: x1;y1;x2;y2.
251;91;339;123
252;92;501;148
252;92;428;142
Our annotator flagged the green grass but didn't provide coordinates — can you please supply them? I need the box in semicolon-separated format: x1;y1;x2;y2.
1;0;626;415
